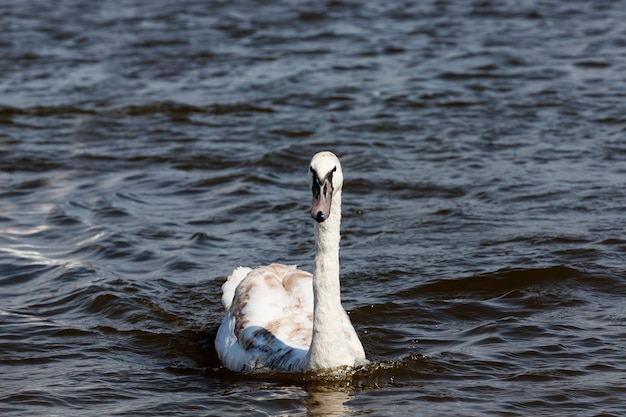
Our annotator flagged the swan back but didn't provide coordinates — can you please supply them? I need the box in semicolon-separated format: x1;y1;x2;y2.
221;266;252;309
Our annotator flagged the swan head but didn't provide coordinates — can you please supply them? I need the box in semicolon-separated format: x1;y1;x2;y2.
309;151;343;223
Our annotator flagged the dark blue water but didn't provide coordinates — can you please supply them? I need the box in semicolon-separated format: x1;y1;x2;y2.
2;0;626;415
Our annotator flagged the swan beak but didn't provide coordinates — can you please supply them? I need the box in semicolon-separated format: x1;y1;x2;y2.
311;179;333;223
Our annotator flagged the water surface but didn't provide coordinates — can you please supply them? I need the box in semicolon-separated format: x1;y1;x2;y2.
2;0;626;415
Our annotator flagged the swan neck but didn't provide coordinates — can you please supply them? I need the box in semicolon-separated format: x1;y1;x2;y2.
315;194;341;263
306;190;347;370
313;190;341;295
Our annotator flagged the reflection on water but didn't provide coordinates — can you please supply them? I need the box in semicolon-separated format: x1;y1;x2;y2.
303;387;351;417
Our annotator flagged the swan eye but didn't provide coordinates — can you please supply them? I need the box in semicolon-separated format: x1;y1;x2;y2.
312;182;319;199
311;175;321;199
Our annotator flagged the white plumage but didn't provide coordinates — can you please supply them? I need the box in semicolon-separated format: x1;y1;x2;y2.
215;152;367;373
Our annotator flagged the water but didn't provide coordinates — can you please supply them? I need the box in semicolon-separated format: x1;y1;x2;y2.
1;0;626;415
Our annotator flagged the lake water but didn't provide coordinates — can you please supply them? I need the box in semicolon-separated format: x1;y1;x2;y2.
2;0;626;415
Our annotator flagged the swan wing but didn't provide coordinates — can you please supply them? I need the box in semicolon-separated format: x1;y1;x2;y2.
221;266;252;309
216;264;314;372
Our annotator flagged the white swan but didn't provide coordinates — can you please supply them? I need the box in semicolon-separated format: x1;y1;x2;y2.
215;151;366;373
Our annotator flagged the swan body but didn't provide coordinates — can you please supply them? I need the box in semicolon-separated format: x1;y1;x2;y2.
215;151;366;373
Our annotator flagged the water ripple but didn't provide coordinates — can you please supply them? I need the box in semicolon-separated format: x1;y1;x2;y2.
2;0;626;415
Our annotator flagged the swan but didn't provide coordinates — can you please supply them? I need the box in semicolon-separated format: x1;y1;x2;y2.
214;151;366;373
